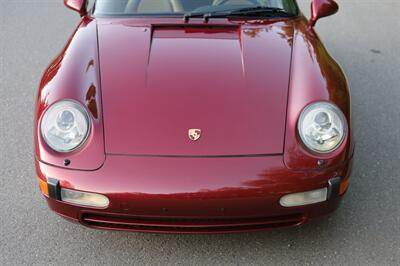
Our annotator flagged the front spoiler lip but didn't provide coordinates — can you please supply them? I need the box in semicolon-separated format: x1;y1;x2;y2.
78;211;307;234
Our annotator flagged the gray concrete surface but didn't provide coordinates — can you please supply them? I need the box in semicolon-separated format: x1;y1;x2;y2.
1;0;399;265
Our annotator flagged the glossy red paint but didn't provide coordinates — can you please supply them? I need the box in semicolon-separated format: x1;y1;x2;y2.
36;153;352;233
284;20;353;171
64;0;87;16
35;1;353;233
98;19;293;156
308;0;339;28
35;17;105;170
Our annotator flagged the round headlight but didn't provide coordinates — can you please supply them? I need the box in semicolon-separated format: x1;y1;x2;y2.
40;100;90;152
298;102;347;153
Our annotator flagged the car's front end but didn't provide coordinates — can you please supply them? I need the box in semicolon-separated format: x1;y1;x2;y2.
37;150;352;233
35;0;353;233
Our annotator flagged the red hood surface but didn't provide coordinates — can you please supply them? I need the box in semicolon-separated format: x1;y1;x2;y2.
98;19;294;156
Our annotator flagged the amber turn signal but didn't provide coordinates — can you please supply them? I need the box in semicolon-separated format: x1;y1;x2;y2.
38;178;49;197
339;178;350;195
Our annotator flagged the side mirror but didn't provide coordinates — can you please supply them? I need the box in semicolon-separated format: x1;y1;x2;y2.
308;0;339;28
64;0;87;16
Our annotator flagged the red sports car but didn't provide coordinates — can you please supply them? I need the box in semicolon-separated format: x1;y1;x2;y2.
35;0;353;233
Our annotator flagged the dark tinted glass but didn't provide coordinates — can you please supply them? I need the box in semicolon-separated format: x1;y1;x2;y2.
94;0;297;16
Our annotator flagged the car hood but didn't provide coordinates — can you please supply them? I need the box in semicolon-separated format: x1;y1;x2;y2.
98;20;294;156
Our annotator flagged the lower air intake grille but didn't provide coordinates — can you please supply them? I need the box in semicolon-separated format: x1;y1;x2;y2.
81;213;305;233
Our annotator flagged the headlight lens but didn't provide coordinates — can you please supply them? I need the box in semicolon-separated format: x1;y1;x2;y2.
298;102;346;153
40;100;90;152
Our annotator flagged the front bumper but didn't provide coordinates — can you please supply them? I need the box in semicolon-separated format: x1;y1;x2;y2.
36;154;352;233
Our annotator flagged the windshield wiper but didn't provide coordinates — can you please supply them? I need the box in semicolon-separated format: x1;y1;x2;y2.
225;6;290;16
184;6;291;22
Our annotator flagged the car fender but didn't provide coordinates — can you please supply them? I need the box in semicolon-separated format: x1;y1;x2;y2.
284;18;353;171
35;17;105;170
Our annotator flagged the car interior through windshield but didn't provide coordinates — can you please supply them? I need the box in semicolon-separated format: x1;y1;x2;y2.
94;0;297;16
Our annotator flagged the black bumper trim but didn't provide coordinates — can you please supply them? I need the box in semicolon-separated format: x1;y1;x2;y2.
47;177;61;200
328;177;342;200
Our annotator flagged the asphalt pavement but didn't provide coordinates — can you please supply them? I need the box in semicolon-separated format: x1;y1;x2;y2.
1;0;399;265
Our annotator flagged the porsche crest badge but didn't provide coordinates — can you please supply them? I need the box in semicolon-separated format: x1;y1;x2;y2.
188;129;201;141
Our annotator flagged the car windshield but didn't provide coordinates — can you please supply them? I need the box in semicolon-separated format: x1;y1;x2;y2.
94;0;298;17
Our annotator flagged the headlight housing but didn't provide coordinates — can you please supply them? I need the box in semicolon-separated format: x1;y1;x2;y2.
298;102;347;153
40;100;90;153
